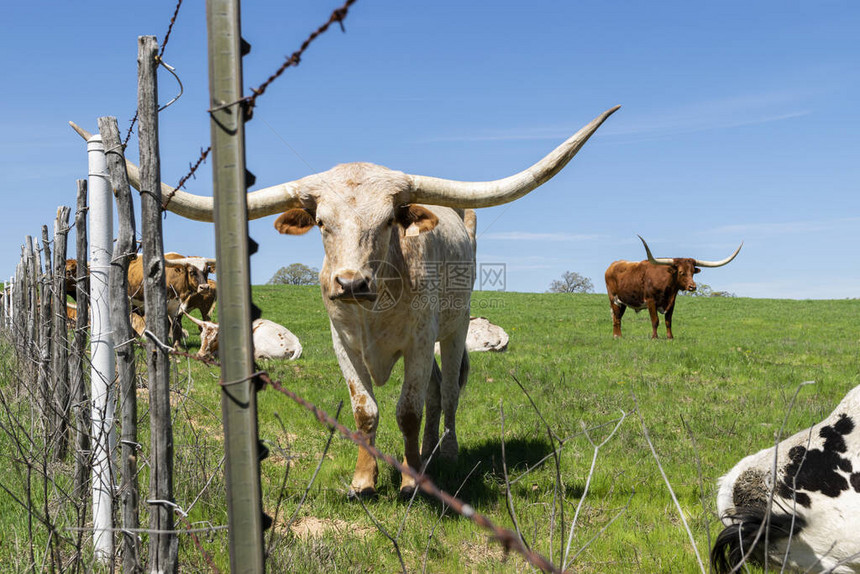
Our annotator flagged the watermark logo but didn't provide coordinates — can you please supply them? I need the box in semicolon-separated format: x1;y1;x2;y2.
479;263;506;291
340;260;506;313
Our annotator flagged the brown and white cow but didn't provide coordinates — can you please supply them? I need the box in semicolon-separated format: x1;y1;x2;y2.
184;279;217;323
184;312;302;361
604;236;742;339
72;106;618;497
712;384;860;573
64;259;89;301
126;252;216;347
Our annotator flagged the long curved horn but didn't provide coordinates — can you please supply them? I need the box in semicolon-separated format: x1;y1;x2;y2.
638;235;674;265
695;242;743;268
69;122;304;222
406;105;620;208
182;310;208;328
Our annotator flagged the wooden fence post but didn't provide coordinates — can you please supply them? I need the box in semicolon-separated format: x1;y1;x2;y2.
25;236;39;380
38;229;54;437
70;180;92;515
13;259;25;363
138;35;177;573
100;115;143;573
52;207;71;460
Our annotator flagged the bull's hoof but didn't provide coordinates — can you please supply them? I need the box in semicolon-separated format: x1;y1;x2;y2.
346;487;377;501
398;485;419;501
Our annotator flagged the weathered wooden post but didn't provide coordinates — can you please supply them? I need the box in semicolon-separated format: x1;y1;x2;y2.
52;206;72;460
138;35;178;572
87;126;116;564
70;180;91;509
206;1;267;570
38;229;54;436
12;259;25;361
25;236;40;377
100;115;143;573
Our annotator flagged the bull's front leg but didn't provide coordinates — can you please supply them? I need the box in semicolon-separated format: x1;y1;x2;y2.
664;302;675;340
646;301;660;339
400;347;434;498
332;331;380;499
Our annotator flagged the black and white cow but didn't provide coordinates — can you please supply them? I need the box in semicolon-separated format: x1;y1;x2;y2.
712;385;860;574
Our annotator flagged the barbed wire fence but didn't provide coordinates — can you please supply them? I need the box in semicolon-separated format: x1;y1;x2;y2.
0;0;735;572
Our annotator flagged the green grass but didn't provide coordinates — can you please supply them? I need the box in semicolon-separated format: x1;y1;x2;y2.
1;287;858;572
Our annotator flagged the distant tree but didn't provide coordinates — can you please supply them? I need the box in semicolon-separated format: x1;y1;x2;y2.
680;282;736;298
268;263;320;286
548;271;594;294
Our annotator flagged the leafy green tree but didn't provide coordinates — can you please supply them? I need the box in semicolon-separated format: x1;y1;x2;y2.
548;271;594;294
267;263;320;286
680;282;735;297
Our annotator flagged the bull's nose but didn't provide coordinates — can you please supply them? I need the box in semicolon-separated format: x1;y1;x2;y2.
336;274;370;294
688;285;697;292
332;271;375;301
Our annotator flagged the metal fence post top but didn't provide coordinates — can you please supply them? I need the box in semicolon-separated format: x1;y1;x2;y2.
86;134;104;150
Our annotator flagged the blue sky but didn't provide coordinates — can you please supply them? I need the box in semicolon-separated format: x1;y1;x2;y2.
2;1;858;299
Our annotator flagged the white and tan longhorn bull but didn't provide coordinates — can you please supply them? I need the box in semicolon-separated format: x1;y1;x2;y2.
71;106;618;498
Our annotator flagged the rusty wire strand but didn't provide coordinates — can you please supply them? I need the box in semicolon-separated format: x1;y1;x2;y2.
122;0;184;148
257;371;565;574
210;0;357;115
166;146;211;212
170;0;356;202
159;0;184;59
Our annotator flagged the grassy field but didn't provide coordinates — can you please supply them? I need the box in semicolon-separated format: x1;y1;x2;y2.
1;287;858;572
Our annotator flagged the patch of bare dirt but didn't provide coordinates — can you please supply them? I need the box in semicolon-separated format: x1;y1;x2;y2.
285;516;373;540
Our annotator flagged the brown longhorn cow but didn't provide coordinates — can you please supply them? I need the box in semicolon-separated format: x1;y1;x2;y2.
604;236;742;339
64;259;89;301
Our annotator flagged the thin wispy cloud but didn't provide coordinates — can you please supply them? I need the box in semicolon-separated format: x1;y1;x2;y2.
708;216;860;237
427;90;818;143
480;231;602;242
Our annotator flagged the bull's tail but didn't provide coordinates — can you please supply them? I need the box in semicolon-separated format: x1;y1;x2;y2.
710;507;805;574
458;348;469;391
463;209;477;255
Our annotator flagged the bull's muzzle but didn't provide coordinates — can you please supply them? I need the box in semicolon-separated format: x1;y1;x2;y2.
330;272;376;302
686;284;697;292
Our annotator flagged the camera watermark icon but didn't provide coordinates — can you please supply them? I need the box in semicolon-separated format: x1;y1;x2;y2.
479;263;506;291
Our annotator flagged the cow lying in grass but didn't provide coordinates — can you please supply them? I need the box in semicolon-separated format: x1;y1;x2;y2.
712;384;860;573
434;316;508;354
183;312;302;361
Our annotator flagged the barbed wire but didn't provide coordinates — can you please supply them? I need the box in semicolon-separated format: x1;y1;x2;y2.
169;0;358;198
165;146;210;211
256;371;564;574
241;0;356;112
159;0;184;59
122;0;186;147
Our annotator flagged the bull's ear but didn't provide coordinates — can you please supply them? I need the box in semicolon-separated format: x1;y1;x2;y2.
207;262;216;274
397;205;439;236
275;209;315;235
693;267;701;274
